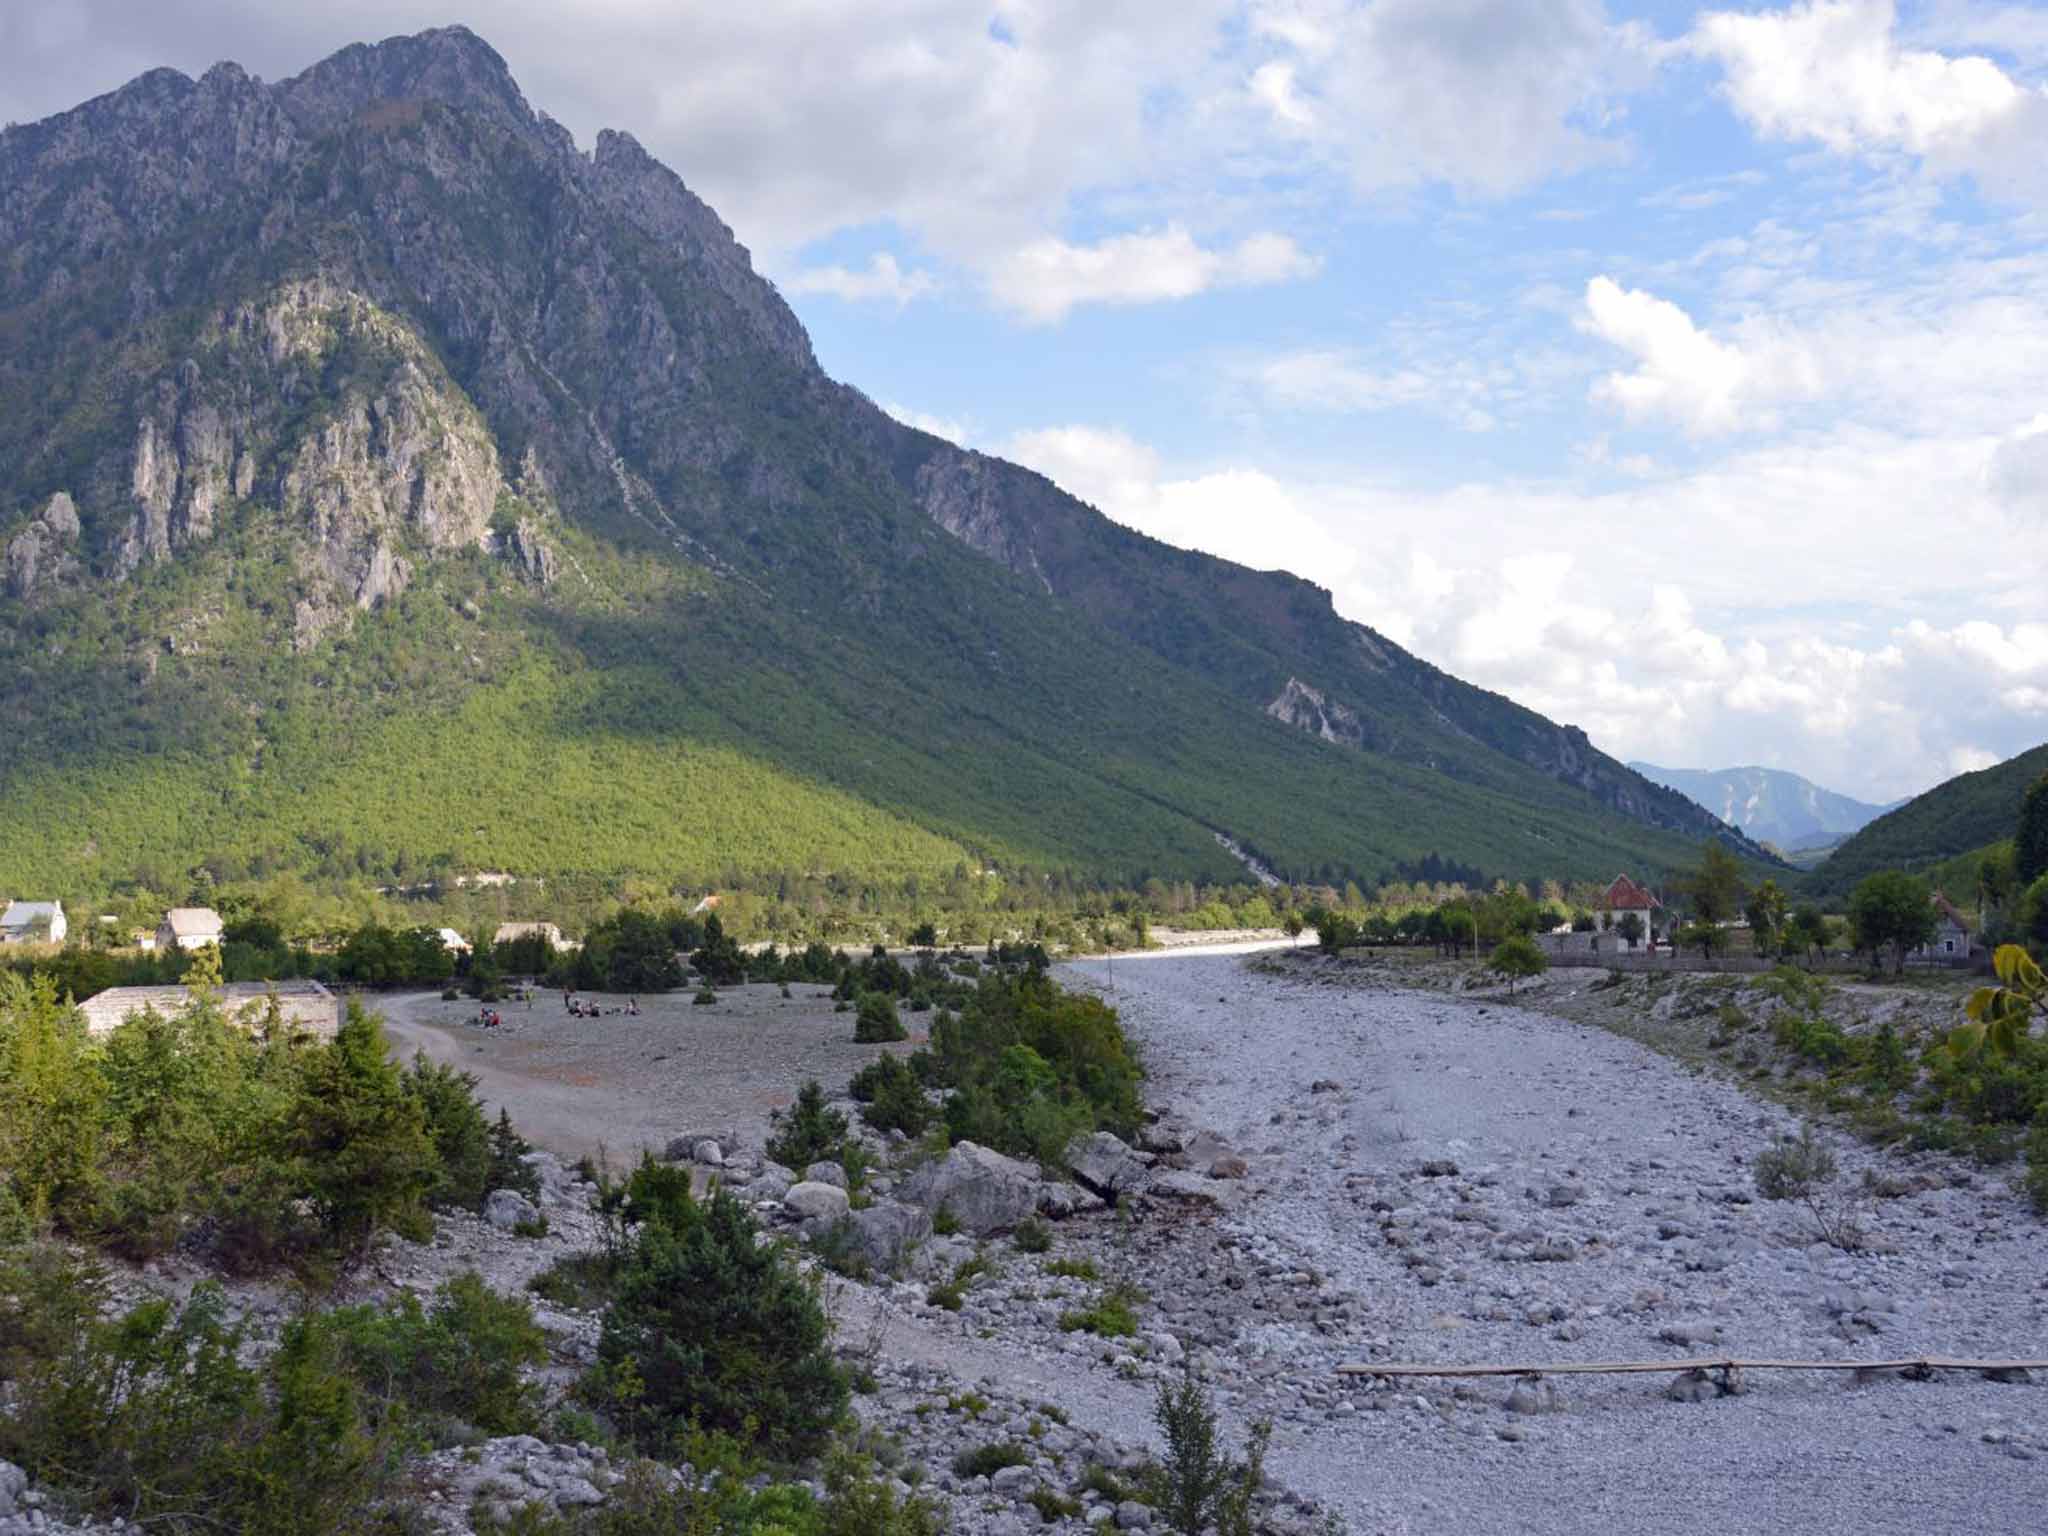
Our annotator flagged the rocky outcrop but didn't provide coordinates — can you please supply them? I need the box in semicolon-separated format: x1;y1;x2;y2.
1065;1131;1152;1204
4;493;82;600
1265;676;1366;747
899;1140;1040;1236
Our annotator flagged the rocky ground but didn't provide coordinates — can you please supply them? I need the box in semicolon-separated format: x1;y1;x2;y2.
10;948;2045;1536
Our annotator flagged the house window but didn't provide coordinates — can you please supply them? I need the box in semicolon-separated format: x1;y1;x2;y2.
1943;940;1953;954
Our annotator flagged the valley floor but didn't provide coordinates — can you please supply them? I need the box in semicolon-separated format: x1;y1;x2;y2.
368;951;2047;1536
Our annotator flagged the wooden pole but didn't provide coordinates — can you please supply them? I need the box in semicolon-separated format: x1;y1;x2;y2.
1337;1355;2045;1379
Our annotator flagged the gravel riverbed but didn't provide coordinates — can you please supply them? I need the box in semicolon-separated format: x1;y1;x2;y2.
1031;950;2048;1536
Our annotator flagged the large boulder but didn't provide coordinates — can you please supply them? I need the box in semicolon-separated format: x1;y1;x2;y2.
1066;1131;1151;1203
484;1189;542;1231
751;1162;797;1204
844;1200;933;1275
782;1181;851;1223
803;1160;849;1189
899;1140;1039;1235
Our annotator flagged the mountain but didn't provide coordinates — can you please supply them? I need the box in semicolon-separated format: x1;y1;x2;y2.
1627;762;1899;853
0;29;1768;900
1804;744;2048;903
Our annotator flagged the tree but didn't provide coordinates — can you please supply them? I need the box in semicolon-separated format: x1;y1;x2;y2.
2018;771;2048;887
1677;921;1725;959
1149;1370;1268;1536
853;992;905;1043
1684;844;1747;927
289;1006;437;1253
691;914;746;987
1846;870;1937;974
1615;912;1645;951
1486;934;1547;993
1785;905;1833;968
1744;879;1789;957
596;1187;846;1458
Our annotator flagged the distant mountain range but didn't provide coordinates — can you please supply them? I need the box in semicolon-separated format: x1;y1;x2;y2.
1627;762;1901;853
0;28;1767;899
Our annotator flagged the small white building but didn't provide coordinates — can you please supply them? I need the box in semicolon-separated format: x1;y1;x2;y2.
437;927;472;953
1596;874;1661;945
494;920;572;952
1911;893;1975;962
78;980;339;1039
0;900;66;944
156;907;225;951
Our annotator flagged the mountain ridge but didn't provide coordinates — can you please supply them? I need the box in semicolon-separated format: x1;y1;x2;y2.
1627;760;1900;853
0;27;1771;899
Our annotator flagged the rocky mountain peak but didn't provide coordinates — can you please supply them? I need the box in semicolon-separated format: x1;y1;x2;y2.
277;25;533;138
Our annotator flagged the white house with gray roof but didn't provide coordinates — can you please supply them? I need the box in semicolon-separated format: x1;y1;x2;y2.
0;900;66;944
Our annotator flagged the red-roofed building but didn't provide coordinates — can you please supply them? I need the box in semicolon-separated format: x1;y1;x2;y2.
1596;874;1662;947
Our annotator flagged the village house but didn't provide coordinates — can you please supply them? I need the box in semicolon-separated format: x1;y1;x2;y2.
437;927;472;953
1596;874;1661;945
156;906;225;951
1912;893;1975;963
77;980;340;1039
494;920;572;951
0;899;66;945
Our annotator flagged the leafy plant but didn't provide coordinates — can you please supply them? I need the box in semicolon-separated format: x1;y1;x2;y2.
1952;945;2046;1060
1147;1370;1269;1536
767;1080;849;1170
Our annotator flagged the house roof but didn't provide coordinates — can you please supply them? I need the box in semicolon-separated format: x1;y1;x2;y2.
1931;892;1971;932
1;900;62;926
161;907;224;936
494;921;560;941
1603;875;1660;911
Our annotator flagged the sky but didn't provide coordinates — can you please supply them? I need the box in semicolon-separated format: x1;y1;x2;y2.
3;1;2045;804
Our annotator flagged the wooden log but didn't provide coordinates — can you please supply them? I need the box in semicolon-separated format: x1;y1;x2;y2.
1336;1356;2047;1379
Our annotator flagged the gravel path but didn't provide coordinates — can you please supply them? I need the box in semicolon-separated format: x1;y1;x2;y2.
1040;951;2048;1536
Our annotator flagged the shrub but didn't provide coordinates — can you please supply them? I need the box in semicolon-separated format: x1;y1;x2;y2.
1058;1280;1142;1338
854;993;906;1044
767;1080;849;1170
595;1186;847;1459
952;1442;1030;1479
406;1055;494;1211
1754;1127;1838;1201
1147;1371;1268;1536
694;986;718;1006
528;1251;618;1312
1046;1257;1097;1281
856;1056;932;1137
489;1108;542;1202
327;1270;547;1436
1012;1216;1052;1254
290;1006;438;1254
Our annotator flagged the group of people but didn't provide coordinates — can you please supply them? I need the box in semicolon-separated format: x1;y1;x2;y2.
563;991;640;1018
471;1007;505;1028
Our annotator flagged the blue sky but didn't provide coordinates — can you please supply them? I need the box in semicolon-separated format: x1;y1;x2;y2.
6;1;2046;802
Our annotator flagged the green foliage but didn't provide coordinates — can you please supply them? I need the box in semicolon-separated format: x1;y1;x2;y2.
930;968;1142;1165
693;915;747;987
1057;1280;1143;1339
407;1054;494;1211
1046;1257;1098;1280
1953;945;2048;1060
1683;844;1748;927
952;1443;1030;1480
490;1107;543;1201
1147;1371;1269;1536
2016;771;2048;888
0;1277;399;1535
595;1186;847;1459
326;1270;548;1436
766;1079;850;1170
1485;934;1547;992
1847;870;1937;972
1012;1215;1052;1254
582;908;684;992
290;1005;438;1253
853;992;906;1044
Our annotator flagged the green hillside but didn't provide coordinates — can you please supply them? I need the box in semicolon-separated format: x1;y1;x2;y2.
1805;743;2048;902
0;30;1762;909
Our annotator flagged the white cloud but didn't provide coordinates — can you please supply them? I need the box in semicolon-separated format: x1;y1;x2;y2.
1689;0;2048;201
1250;0;1642;195
1580;276;1820;435
782;254;936;307
881;402;971;447
987;227;1318;323
1988;414;2048;521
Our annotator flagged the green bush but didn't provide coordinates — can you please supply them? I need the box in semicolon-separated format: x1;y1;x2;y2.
854;993;906;1044
767;1080;849;1169
290;1006;439;1254
1012;1215;1052;1254
1754;1127;1837;1201
0;1277;396;1535
594;1186;847;1459
854;1055;932;1137
327;1269;547;1437
952;1442;1030;1479
407;1054;494;1210
1058;1280;1142;1338
1147;1371;1268;1536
